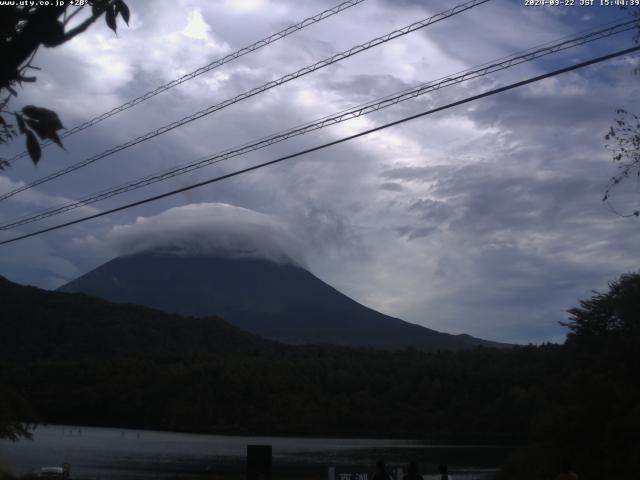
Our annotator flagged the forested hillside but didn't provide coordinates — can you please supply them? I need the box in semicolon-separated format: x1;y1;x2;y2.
1;273;639;479
0;275;274;359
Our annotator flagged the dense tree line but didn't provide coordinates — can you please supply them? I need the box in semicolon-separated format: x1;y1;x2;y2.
498;273;640;479
0;345;563;441
0;275;273;360
0;273;638;479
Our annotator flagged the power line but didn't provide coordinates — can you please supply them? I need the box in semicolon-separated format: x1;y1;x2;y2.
1;18;635;231
0;0;490;202
6;0;368;164
1;44;638;247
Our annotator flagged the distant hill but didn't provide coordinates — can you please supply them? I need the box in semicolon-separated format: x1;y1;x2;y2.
58;251;505;351
0;275;273;361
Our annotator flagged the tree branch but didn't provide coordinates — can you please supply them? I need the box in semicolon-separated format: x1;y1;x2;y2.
53;1;116;46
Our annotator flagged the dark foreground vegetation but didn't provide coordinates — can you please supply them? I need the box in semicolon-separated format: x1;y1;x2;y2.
1;273;639;479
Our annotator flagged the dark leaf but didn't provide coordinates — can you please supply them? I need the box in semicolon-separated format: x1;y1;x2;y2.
91;0;106;17
22;106;64;130
48;130;64;148
25;119;64;148
43;109;65;130
22;105;43;119
116;0;130;25
22;105;40;118
105;5;117;33
25;119;43;137
41;21;65;47
15;114;26;134
25;130;41;164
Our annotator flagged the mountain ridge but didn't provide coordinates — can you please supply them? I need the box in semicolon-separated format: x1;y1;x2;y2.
0;274;274;360
58;251;506;351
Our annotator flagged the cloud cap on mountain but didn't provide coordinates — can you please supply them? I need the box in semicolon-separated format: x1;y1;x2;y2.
102;203;307;267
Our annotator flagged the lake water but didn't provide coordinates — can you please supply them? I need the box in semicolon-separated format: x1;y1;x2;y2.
0;425;508;479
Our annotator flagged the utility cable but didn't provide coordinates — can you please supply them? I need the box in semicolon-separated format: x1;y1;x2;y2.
0;19;634;230
0;0;490;202
1;44;638;246
5;0;368;164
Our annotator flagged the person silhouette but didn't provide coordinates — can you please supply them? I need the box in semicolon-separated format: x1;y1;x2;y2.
373;460;392;480
403;461;421;480
438;463;452;480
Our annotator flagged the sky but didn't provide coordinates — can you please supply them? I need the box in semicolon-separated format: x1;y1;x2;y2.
1;0;639;344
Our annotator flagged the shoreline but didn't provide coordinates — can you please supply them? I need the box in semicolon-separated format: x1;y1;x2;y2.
0;425;509;480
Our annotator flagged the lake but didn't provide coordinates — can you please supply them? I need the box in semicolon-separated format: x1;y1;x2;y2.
0;425;509;479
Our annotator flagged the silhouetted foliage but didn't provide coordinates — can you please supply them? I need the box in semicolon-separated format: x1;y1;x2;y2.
603;7;640;215
563;272;640;344
0;382;34;441
0;272;271;441
0;275;274;360
500;272;640;480
0;0;130;166
604;110;640;217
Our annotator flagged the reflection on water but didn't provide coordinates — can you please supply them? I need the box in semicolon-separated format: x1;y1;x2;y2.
0;425;508;479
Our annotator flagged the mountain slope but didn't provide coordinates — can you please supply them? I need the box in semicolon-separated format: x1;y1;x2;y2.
0;274;273;361
59;252;504;350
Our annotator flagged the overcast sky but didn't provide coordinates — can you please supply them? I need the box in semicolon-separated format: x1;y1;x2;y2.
1;0;639;344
